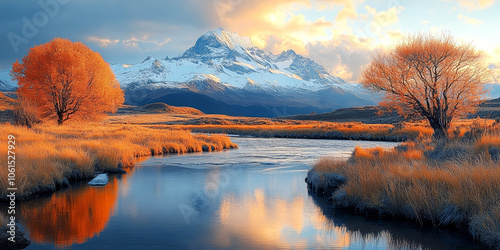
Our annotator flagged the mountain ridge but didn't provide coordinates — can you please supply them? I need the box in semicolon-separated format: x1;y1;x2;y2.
109;28;379;116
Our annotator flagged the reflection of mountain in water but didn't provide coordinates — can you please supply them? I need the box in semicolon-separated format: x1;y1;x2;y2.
21;175;124;247
308;191;483;249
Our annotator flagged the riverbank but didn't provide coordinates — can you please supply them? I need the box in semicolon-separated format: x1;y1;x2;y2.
306;127;500;249
0;123;237;201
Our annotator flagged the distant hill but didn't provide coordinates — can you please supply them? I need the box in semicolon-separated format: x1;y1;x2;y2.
477;97;500;119
0;92;15;111
279;106;403;124
116;102;204;115
280;98;500;123
0;92;15;123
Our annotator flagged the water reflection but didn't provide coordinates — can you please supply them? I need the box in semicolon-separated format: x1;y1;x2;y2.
21;175;122;248
214;189;308;248
308;191;483;249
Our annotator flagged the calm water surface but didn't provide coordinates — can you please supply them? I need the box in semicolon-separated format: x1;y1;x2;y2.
19;137;482;249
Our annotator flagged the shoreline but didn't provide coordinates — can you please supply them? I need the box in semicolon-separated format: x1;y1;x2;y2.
305;168;491;248
0;144;237;203
0;123;238;203
305;129;500;249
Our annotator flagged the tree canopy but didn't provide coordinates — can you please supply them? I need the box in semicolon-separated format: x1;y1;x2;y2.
11;38;124;125
361;33;490;138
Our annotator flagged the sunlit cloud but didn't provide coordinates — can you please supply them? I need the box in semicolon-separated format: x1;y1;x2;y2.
87;35;172;50
457;14;483;25
363;5;404;28
306;33;374;82
87;36;120;47
333;0;359;22
457;0;497;9
485;45;500;84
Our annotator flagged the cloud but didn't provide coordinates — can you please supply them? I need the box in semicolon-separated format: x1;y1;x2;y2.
333;0;359;22
306;34;375;82
363;5;403;28
87;37;120;47
86;35;172;50
457;14;482;25
485;45;500;84
313;0;360;22
457;0;496;9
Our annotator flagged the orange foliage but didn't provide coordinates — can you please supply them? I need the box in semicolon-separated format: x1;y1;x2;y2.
11;38;124;125
361;33;489;138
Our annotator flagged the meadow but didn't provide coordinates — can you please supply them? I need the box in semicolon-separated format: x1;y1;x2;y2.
108;111;436;141
0;122;237;200
307;125;500;248
106;104;496;142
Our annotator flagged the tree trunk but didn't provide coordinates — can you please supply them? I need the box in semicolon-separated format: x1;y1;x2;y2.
432;127;447;139
57;113;64;125
428;117;448;139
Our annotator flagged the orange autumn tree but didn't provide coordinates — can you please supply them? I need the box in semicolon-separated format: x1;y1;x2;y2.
11;38;124;125
361;33;489;138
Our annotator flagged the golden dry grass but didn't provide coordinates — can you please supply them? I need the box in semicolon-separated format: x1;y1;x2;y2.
0;122;237;198
0;92;16;111
108;111;495;142
311;128;500;248
165;122;433;141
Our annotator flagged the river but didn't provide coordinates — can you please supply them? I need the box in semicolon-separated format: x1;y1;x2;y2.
19;137;482;249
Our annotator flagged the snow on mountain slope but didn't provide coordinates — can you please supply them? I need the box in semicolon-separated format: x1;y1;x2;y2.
0;68;16;91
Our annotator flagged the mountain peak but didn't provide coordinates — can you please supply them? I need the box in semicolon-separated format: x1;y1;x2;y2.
277;49;297;61
209;27;254;50
179;28;257;59
213;27;225;35
142;56;154;63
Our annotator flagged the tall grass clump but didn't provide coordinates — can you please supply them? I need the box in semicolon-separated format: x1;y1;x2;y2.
307;127;500;249
0;123;237;200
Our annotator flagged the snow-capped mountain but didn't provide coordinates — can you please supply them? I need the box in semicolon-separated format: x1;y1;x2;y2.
112;27;377;116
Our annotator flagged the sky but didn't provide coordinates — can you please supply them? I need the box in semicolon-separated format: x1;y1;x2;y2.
1;0;500;83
